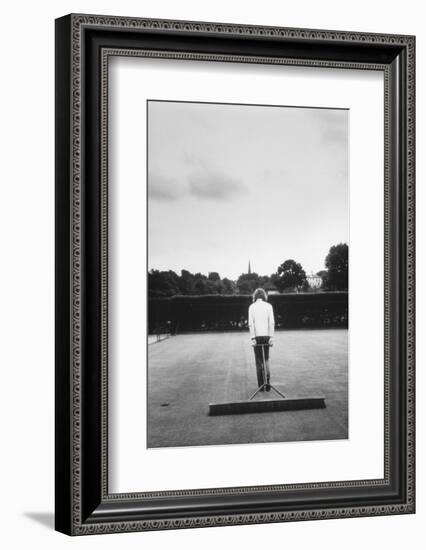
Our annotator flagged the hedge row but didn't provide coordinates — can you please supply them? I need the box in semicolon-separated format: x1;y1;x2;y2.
148;292;348;333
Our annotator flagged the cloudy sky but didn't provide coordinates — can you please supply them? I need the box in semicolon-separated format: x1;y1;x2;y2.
148;100;348;279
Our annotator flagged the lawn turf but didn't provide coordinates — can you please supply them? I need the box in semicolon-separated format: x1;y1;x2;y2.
147;329;348;448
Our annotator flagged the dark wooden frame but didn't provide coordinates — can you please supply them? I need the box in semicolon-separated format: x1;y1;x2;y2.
55;13;415;535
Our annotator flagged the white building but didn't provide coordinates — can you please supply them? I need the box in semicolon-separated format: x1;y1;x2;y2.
306;272;322;289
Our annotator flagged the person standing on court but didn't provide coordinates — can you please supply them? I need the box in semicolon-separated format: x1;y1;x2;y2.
248;288;275;391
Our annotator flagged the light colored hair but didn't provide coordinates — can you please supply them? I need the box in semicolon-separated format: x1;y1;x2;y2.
253;288;268;302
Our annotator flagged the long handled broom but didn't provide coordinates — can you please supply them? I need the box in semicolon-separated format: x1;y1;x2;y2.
208;342;325;416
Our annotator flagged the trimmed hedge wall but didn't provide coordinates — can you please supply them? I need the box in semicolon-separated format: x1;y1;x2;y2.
149;292;348;334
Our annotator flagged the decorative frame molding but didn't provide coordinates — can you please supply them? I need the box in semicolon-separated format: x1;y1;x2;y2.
55;14;415;535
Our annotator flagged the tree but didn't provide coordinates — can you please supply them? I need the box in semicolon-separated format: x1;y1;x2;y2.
208;272;221;282
193;272;209;295
275;259;306;292
148;269;180;297
270;273;281;288
236;272;260;294
301;279;311;292
324;243;348;290
316;270;328;290
222;277;236;294
258;275;271;288
179;269;195;295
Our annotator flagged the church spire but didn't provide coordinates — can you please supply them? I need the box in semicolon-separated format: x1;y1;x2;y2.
248;260;251;274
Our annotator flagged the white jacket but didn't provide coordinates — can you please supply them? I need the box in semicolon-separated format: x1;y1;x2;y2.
248;299;275;339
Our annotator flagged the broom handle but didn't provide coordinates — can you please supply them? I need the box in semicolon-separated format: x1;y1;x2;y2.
262;344;266;384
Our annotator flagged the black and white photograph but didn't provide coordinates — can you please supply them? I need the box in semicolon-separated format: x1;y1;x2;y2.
51;9;415;539
147;100;349;448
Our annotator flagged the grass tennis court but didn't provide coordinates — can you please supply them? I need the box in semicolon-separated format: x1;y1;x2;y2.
147;329;348;448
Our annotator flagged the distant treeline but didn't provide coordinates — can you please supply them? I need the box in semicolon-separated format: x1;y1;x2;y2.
149;243;348;297
148;292;348;334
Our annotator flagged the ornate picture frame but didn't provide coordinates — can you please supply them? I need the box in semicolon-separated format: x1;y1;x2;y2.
55;14;415;535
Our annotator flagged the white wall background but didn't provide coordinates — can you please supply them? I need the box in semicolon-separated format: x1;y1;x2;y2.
0;0;422;548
